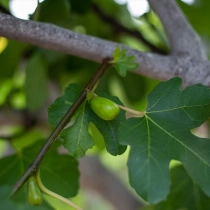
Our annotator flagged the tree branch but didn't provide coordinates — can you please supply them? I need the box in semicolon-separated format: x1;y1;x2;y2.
1;14;210;87
0;14;157;64
148;0;206;59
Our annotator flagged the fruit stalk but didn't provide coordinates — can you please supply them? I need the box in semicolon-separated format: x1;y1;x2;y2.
36;170;83;210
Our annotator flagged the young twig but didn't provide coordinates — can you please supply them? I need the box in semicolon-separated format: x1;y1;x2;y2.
11;58;112;196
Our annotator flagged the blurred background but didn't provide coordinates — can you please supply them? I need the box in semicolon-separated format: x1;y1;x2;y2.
0;0;210;209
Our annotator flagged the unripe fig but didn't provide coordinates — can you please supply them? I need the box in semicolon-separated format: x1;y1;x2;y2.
28;175;43;206
89;96;119;120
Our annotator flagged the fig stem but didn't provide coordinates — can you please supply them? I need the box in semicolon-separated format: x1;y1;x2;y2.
117;104;145;116
36;170;83;210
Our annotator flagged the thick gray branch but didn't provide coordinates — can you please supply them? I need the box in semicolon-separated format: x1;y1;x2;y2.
1;14;210;87
0;14;170;78
148;0;206;59
0;13;140;63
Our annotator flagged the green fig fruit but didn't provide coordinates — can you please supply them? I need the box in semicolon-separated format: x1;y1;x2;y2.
89;96;119;120
28;175;43;206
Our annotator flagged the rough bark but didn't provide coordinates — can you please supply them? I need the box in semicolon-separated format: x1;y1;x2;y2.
148;0;205;59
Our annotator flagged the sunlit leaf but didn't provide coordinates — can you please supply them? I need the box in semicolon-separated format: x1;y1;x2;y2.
0;37;8;53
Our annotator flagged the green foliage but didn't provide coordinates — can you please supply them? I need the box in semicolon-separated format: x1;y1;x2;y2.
144;162;210;210
48;83;81;127
0;40;28;78
120;71;147;103
25;53;48;111
177;0;210;38
68;0;91;14
86;94;127;155
0;141;79;208
48;84;126;158
0;0;10;11
0;184;51;210
88;122;105;151
24;141;79;198
119;77;210;203
111;47;139;77
61;102;95;158
36;0;71;27
1;1;210;209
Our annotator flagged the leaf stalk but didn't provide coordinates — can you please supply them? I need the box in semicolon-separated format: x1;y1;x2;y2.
117;104;145;116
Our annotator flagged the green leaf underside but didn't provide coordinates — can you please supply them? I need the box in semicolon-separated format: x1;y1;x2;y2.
119;77;210;203
48;84;126;158
0;141;79;208
112;47;139;77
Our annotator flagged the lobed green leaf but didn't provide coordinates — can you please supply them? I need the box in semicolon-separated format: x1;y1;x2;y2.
48;83;126;158
145;162;210;210
61;102;95;159
111;47;139;77
48;83;81;127
119;77;210;203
